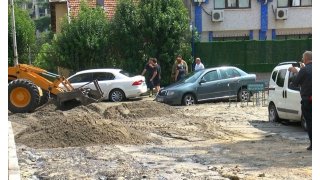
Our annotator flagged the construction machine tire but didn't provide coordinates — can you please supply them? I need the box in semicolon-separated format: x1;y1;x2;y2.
9;79;40;113
39;89;49;106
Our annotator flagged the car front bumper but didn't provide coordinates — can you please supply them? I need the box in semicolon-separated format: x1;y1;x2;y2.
155;94;182;105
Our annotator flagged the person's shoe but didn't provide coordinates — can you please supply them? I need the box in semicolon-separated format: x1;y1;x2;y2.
307;145;312;151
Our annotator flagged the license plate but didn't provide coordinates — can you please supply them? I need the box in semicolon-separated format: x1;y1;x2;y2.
157;97;163;102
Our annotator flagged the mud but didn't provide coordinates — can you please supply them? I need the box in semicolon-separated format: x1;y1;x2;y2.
9;98;312;179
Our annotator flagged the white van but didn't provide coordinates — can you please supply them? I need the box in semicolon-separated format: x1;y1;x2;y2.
268;62;307;130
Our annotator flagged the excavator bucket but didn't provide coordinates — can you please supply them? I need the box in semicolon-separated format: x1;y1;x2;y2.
55;80;104;108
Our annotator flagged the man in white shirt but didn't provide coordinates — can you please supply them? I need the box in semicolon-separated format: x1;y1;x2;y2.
194;57;205;71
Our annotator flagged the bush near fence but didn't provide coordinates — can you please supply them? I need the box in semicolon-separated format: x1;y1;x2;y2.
194;39;312;73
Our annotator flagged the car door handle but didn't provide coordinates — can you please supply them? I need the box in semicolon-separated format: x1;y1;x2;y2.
285;90;287;98
282;90;285;98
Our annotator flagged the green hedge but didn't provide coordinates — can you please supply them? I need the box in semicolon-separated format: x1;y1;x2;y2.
194;39;312;73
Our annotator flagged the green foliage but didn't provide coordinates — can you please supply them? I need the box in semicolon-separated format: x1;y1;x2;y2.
34;16;51;32
33;43;58;72
110;0;192;85
139;0;192;84
55;2;110;71
8;5;36;65
108;0;144;72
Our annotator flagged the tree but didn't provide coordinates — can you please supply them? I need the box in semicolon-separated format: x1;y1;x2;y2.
33;42;57;73
8;5;36;65
54;2;110;71
108;0;144;73
138;0;191;83
110;0;191;84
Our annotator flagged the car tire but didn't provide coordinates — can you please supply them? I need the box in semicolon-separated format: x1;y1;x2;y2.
268;103;280;122
237;87;250;102
182;94;196;106
301;115;307;131
109;89;126;102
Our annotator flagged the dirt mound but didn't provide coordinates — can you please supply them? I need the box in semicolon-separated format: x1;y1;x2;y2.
13;101;172;149
87;101;178;120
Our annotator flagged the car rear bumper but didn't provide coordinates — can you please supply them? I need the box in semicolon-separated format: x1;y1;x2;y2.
126;85;148;98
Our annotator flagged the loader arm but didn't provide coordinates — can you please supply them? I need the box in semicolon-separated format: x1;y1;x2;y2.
8;64;74;95
8;64;104;113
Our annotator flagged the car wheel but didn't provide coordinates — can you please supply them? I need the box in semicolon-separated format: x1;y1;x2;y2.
182;94;195;106
109;89;125;102
237;87;250;102
301;115;307;131
268;103;280;122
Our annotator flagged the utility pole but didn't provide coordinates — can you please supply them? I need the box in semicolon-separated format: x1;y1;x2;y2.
11;0;19;66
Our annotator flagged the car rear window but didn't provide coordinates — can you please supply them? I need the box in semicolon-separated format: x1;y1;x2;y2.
120;70;135;77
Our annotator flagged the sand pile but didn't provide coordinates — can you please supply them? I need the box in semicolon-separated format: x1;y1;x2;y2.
12;101;175;148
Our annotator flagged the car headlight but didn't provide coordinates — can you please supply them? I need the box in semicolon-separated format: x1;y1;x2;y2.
167;91;175;96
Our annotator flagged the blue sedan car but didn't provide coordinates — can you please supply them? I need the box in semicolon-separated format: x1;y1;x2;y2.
156;66;256;105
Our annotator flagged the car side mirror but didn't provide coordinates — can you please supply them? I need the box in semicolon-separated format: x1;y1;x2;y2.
199;79;206;84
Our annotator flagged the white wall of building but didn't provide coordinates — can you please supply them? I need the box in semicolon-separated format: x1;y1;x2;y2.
268;1;312;29
192;0;312;41
201;0;261;32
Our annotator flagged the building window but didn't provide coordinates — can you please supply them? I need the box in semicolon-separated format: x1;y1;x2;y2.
277;0;312;7
213;35;250;41
96;0;104;7
276;33;312;40
214;0;250;9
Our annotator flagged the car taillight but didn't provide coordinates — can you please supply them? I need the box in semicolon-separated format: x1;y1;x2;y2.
132;80;143;86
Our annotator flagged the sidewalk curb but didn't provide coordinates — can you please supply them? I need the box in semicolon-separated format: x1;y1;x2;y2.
8;122;21;180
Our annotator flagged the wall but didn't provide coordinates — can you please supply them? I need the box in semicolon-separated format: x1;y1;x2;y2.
268;1;312;30
55;3;68;33
202;0;261;32
192;0;312;41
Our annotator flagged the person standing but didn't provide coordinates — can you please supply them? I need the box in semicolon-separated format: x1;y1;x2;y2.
141;58;155;97
288;51;312;150
194;57;205;71
171;55;188;82
175;57;187;82
150;58;161;95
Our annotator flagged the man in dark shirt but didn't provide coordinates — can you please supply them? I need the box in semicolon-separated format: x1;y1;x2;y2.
150;58;161;95
141;58;155;96
289;51;312;150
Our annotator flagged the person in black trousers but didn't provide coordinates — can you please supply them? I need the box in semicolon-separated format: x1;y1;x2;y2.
141;58;155;97
289;51;312;150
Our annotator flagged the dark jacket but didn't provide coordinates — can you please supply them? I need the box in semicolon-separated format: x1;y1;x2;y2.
292;63;312;99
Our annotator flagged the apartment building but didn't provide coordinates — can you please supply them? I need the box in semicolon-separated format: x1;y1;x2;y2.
186;0;312;41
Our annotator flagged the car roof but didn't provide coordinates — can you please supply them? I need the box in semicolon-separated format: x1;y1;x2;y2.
205;66;237;70
273;61;300;71
74;68;122;74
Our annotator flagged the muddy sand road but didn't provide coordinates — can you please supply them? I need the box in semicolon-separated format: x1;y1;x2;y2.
9;98;311;179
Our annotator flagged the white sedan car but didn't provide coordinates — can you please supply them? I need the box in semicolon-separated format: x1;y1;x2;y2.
66;69;147;102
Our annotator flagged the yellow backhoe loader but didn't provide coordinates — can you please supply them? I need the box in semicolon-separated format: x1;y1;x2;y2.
8;64;104;113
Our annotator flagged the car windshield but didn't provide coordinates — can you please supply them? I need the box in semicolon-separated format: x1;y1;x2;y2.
120;70;135;77
183;70;204;83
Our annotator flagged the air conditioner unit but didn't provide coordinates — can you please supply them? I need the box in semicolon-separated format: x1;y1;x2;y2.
212;10;224;22
276;8;288;20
